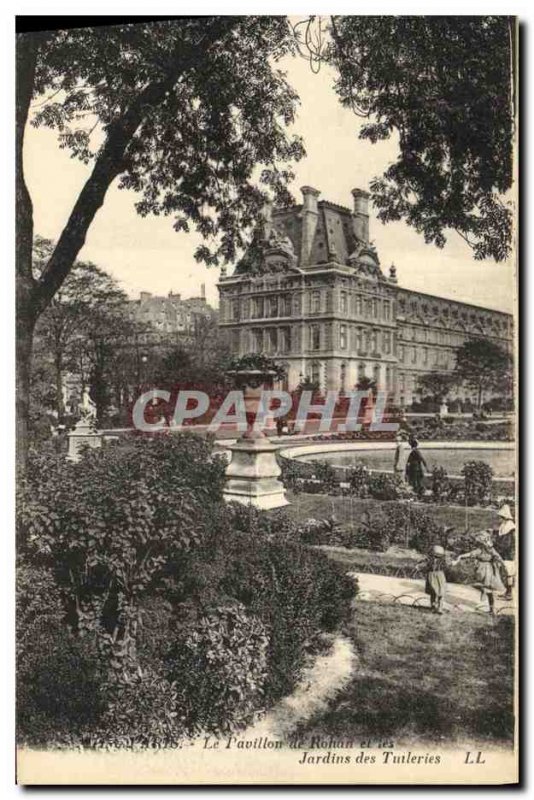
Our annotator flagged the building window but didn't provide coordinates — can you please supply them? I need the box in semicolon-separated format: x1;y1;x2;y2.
411;346;417;364
384;300;391;321
340;291;348;314
356;295;362;316
252;297;264;318
383;331;391;354
252;329;263;353
266;328;277;353
311;324;321;350
310;361;321;386
423;346;428;365
340;324;347;350
371;330;378;353
283;295;292;316
231;299;240;321
356;328;363;352
340;363;346;393
373;364;381;386
372;298;378;318
279;327;291;353
268;296;278;318
311;290;321;314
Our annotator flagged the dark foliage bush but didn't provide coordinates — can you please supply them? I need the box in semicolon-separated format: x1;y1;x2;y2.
347;465;369;497
166;603;269;735
17;438;355;747
431;466;450;503
367;472;410;501
462;460;494;505
213;523;355;702
17;564;104;746
17;434;226;652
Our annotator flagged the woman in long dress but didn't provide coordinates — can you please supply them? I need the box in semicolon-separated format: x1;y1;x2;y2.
494;504;516;601
405;438;427;495
452;531;505;614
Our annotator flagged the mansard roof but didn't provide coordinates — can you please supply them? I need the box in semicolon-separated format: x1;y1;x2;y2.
233;190;385;280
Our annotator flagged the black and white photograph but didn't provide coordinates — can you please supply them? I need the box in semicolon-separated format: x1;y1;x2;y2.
12;10;518;785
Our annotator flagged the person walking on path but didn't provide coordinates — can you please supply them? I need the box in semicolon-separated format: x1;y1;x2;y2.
416;545;448;614
405;437;427;495
494;504;516;601
452;531;506;614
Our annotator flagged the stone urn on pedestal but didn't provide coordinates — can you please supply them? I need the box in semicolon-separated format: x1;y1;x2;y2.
223;368;289;510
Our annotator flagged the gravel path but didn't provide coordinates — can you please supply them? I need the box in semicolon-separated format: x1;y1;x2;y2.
352;572;515;615
241;635;357;741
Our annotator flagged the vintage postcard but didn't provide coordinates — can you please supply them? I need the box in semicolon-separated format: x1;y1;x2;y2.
15;14;518;785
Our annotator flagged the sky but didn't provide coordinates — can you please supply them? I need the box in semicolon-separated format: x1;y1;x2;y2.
23;42;516;313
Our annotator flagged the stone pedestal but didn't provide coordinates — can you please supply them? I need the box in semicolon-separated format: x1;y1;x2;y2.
67;419;103;462
223;436;289;509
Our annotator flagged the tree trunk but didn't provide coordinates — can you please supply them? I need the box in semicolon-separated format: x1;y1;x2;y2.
54;357;65;422
16;311;36;472
16;34;41;471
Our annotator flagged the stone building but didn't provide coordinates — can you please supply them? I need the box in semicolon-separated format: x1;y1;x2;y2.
217;186;513;407
129;284;214;343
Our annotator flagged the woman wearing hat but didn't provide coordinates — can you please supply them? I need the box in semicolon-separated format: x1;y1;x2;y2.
494;504;516;601
452;531;506;614
405;438;428;495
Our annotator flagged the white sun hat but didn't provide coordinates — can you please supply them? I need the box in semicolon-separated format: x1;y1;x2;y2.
498;504;514;521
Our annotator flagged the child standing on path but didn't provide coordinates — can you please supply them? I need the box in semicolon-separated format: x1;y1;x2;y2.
452;531;505;614
418;545;448;614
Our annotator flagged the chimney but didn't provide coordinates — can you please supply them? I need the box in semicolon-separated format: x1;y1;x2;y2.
351;188;370;243
201;283;206;301
140;291;152;303
300;185;320;266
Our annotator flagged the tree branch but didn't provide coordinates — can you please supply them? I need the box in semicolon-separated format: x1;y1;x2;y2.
34;18;237;316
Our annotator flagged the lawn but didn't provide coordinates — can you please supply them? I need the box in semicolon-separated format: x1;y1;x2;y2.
285;491;497;532
295;601;515;748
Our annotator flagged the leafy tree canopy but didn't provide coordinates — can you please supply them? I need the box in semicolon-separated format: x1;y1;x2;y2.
416;371;458;402
454;337;513;406
326;15;515;261
28;18;304;274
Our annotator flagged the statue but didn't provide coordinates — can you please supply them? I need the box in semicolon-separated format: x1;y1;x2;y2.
78;386;98;430
267;226;295;257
